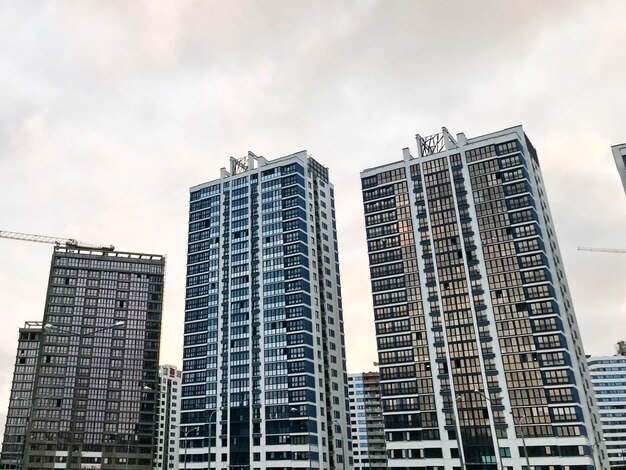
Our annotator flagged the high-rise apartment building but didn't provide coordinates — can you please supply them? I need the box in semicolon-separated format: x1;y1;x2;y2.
156;365;182;470
360;126;606;469
588;345;626;467
181;152;351;470
612;143;626;195
347;373;387;470
0;322;43;469
16;245;165;470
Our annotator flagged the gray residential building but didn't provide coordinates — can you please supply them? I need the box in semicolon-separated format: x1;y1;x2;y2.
588;344;626;467
348;372;386;470
156;365;182;470
612;143;626;196
181;152;352;470
360;126;606;469
0;322;43;469
10;245;165;470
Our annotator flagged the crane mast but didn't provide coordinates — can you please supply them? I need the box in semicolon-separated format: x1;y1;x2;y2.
578;246;626;254
0;230;114;251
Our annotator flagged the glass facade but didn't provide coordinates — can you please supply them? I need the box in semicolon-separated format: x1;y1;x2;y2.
361;127;605;469
181;152;351;470
18;246;165;470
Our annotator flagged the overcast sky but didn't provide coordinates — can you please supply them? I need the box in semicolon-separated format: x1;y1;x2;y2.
0;0;625;435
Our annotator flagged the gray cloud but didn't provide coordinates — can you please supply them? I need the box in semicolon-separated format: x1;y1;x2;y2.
0;0;625;437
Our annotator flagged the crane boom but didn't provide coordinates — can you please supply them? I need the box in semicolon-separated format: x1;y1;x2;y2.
0;230;114;251
578;246;626;254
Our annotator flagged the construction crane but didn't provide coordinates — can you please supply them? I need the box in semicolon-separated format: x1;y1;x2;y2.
578;246;626;254
0;230;114;251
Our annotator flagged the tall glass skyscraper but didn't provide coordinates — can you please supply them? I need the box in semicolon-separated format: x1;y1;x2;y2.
181;152;351;470
360;126;606;469
1;245;165;470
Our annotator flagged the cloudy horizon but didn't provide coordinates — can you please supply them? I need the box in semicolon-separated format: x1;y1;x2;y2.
0;0;625;438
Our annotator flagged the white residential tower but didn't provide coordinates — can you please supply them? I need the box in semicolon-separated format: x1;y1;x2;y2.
348;372;387;470
360;126;606;469
156;365;182;470
588;344;626;467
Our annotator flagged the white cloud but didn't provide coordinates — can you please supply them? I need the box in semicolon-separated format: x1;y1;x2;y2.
0;0;625;436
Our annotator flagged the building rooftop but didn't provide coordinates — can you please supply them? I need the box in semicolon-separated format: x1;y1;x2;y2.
54;245;165;261
361;125;527;175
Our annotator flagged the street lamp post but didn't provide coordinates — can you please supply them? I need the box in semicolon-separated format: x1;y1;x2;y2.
471;389;503;470
207;409;221;470
289;408;298;468
125;435;137;470
590;438;605;469
13;394;56;470
122;385;154;470
452;396;467;470
510;412;531;470
182;426;199;470
333;419;346;470
14;396;56;470
43;320;126;336
47;321;126;470
24;320;126;470
290;407;312;469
